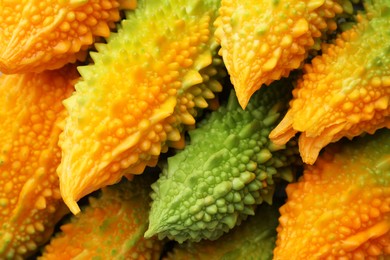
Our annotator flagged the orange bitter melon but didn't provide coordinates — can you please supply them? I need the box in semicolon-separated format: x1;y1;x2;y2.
214;0;349;108
274;129;390;258
40;176;164;260
0;0;136;74
0;65;77;259
270;0;390;164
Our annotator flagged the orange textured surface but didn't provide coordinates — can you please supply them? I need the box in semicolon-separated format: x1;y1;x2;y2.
40;177;163;260
0;65;78;259
0;0;136;74
215;0;344;108
274;130;390;259
270;8;390;164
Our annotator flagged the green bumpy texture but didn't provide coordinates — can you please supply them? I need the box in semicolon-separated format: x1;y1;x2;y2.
145;81;301;242
166;204;280;260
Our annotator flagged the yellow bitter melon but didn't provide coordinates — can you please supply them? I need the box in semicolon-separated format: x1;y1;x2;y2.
0;65;77;259
0;0;136;73
58;0;225;214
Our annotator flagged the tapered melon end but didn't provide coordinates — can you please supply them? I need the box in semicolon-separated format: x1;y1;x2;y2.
62;195;81;215
269;111;297;145
144;226;158;239
58;166;114;215
234;82;259;110
57;158;86;215
298;131;337;165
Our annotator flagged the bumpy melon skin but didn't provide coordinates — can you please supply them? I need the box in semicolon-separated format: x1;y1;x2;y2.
0;66;77;259
270;0;390;164
40;175;164;260
214;0;349;108
145;81;301;243
165;204;279;260
0;0;136;74
58;0;225;214
274;129;390;258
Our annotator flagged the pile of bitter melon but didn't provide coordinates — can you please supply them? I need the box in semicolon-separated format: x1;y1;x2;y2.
0;0;389;259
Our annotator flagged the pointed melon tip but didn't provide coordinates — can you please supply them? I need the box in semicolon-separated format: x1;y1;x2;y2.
234;81;259;110
269;112;297;146
60;180;81;214
144;226;158;239
237;94;250;110
63;196;81;215
298;134;323;165
144;214;168;239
